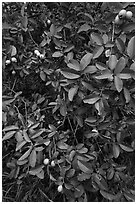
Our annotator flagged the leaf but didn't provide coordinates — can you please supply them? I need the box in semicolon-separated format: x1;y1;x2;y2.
31;129;45;139
91;33;103;45
16;140;27;151
81;81;94;91
77;147;88;154
66;169;75;178
57;141;69;149
77;24;91;33
85;117;97;123
114;57;126;74
3;125;19;132
93;46;104;59
23;129;31;142
50;24;56;36
100;190;116;201
83;96;100;104
127;36;135;59
124;192;135;202
123;23;135;32
107;168;115;180
64;45;74;53
83;65;97;74
115;38;125;53
40;71;46;81
95;70;112;79
117;73;131;79
77;160;93;174
95;100;104;115
68;86;78;101
108;55;117;70
67;59;81;71
18;146;32;161
113;144;120;158
124;87;131;103
77;172;91;181
60;105;67;116
29;165;44;175
119;144;134;152
17;159;28;165
52;51;63;57
80;53;93;70
96;62;107;70
114;76;123;92
2;131;16;141
21;16;28;31
29;149;36;167
15;131;24;142
37;169;44;179
61;71;80;79
11;45;17;56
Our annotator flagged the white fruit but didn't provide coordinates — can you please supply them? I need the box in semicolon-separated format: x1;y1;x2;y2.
43;158;49;165
126;11;133;19
40;54;44;59
51;160;55;167
5;59;11;65
12;70;16;75
47;19;51;24
92;129;98;133
118;9;127;18
34;50;40;56
11;57;17;62
57;185;63;192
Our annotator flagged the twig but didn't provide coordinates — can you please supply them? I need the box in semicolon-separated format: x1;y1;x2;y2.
28;30;38;47
39;188;53;202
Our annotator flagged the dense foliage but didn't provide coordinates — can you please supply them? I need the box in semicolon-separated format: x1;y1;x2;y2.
2;2;135;202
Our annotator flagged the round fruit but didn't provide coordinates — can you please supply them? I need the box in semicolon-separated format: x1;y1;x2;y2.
34;50;40;56
40;54;44;59
47;19;51;25
51;160;55;167
12;70;16;75
5;59;11;65
126;11;133;19
118;9;126;18
57;185;63;192
114;15;123;25
43;158;49;165
92;129;98;133
11;57;17;63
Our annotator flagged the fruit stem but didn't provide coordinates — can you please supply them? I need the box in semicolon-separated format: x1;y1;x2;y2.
111;21;115;42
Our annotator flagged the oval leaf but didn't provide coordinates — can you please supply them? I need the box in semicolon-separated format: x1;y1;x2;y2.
3;125;19;132
11;45;17;56
114;76;123;92
68;86;78;101
67;59;81;71
108;55;117;70
127;36;135;59
115;38;125;53
77;160;93;174
113;144;120;158
61;71;80;79
31;129;45;139
96;62;107;70
77;24;91;33
91;33;103;45
114;57;126;74
93;46;104;59
18;146;32;161
80;53;93;70
3;130;16;141
119;144;134;152
29;149;36;167
52;51;63;57
83;65;97;74
29;165;44;175
124;87;131;103
100;190;116;201
16;140;27;151
83;96;100;104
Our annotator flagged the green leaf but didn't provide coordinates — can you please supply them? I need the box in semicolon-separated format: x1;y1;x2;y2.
124;87;131;103
117;73;131;79
95;70;112;79
100;190;116;201
66;169;75;178
96;62;107;70
107;168;115;180
2;130;16;141
108;55;117;70
77;172;91;181
11;45;17;56
114;57;126;74
21;16;28;31
15;131;24;142
77;24;91;33
61;71;80;79
91;33;103;45
67;59;81;71
123;23;135;32
40;71;46;81
83;96;100;104
113;144;120;158
114;76;123;92
83;65;97;74
18;146;32;161
81;81;94;91
50;24;56;36
52;51;63;57
68;86;78;101
77;147;88;154
23;129;31;142
31;129;45;139
93;46;104;59
115;38;125;53
29;165;44;175
57;141;69;150
80;53;93;70
77;160;93;174
29;149;36;167
17;159;28;166
64;45;74;53
85;117;97;123
16;140;27;151
124;192;135;202
127;36;135;59
95;100;104;115
119;144;134;152
3;125;19;132
37;169;44;179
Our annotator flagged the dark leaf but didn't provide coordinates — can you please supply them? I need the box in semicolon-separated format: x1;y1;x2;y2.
113;144;120;158
77;24;91;33
127;36;135;59
67;59;81;71
114;76;123;92
83;65;97;74
68;86;78;101
80;53;93;70
91;33;103;45
108;55;117;70
3;130;16;141
115;38;125;53
93;46;104;59
119;144;134;152
61;71;80;79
